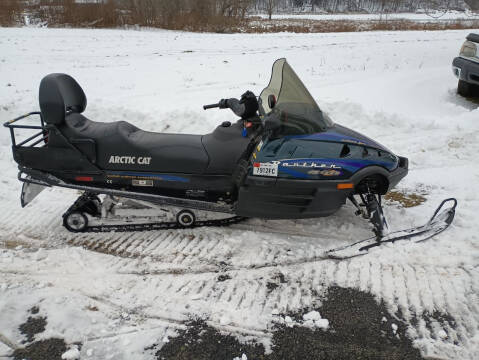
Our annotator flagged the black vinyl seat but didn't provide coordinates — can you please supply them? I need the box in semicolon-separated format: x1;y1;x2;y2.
62;113;209;174
39;73;251;176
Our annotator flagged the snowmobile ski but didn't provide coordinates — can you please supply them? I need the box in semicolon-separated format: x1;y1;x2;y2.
327;198;457;260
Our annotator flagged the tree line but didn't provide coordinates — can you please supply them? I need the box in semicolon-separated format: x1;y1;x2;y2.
0;0;476;28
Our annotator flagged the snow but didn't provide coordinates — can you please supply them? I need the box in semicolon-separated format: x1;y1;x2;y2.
303;310;322;322
302;311;329;330
233;354;248;360
253;10;479;21
62;346;81;360
0;26;478;360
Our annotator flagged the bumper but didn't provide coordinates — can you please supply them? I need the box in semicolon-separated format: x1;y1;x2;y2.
386;156;408;190
452;57;479;86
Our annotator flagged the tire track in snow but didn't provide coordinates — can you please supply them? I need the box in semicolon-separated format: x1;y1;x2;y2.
88;263;479;356
1;201;477;358
2;258;476;358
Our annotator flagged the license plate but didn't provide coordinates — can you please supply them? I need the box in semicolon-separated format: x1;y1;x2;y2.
253;162;278;177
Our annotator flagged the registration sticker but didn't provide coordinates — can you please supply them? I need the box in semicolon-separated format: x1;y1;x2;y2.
253;162;278;177
132;179;153;187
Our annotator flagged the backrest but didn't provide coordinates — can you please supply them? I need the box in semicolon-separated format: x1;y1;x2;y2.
39;73;87;125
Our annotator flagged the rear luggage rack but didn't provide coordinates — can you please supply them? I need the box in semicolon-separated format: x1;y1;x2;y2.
3;111;48;147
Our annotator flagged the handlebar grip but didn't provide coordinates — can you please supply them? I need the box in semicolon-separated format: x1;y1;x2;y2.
203;103;220;110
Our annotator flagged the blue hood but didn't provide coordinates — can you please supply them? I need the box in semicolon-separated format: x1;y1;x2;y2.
297;124;392;153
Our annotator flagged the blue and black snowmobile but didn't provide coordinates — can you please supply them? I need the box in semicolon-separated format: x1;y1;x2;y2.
4;58;456;257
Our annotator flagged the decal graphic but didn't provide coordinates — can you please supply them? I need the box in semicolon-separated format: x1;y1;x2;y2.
308;169;341;176
253;162;278;177
109;156;152;165
107;171;189;183
281;161;341;169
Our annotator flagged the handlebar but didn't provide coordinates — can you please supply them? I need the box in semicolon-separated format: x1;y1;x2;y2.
203;103;220;110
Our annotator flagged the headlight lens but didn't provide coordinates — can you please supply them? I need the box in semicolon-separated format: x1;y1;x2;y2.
460;41;478;58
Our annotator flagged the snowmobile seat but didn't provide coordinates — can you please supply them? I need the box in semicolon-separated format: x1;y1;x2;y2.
39;73;252;176
39;73;210;174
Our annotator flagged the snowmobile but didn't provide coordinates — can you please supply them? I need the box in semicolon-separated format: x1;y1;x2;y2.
4;58;456;255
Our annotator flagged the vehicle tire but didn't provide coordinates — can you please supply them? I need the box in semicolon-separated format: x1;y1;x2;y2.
457;80;479;97
63;211;88;232
176;210;196;227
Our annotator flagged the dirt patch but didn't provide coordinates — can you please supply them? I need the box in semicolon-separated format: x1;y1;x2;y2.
217;274;231;282
266;272;287;293
418;310;457;343
154;319;266;360
385;190;427;208
30;306;39;315
13;338;68;360
423;310;457;330
152;286;424;360
19;316;47;343
266;282;279;292
279;286;423;360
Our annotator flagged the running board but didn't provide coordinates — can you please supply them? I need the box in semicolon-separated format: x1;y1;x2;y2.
18;168;234;214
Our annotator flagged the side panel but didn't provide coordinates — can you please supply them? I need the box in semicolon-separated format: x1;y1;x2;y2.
13;146;99;172
236;176;350;219
236;164;408;219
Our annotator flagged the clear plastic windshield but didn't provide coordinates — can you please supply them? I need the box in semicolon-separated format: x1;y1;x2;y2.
259;58;333;134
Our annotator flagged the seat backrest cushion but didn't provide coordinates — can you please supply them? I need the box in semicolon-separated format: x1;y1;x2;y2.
39;73;87;125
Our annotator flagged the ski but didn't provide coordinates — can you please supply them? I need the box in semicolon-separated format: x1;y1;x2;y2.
327;198;457;260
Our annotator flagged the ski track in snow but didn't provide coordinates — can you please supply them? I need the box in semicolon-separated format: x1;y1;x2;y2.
0;27;479;359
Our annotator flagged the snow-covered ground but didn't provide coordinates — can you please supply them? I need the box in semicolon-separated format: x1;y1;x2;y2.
0;27;478;359
254;10;479;21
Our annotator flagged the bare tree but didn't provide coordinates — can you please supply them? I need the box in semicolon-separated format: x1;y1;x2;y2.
266;0;278;19
464;0;479;11
0;0;22;26
420;0;452;19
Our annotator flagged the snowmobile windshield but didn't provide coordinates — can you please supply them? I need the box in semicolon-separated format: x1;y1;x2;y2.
259;58;333;135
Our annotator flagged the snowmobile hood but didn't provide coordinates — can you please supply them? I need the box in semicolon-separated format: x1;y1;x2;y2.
296;124;393;153
258;59;391;154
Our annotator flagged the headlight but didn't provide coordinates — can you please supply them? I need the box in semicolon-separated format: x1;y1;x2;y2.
460;40;478;58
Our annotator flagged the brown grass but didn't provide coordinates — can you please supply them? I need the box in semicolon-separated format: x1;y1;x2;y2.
1;2;478;33
384;190;427;208
0;239;33;249
244;18;479;33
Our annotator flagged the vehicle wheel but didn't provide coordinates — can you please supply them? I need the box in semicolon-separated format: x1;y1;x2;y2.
176;210;196;227
63;211;88;232
457;80;479;97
